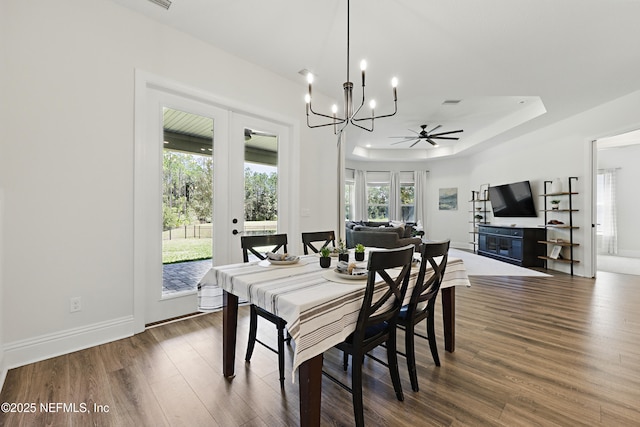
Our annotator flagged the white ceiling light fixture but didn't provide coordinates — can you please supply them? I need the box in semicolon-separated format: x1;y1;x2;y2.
305;0;398;134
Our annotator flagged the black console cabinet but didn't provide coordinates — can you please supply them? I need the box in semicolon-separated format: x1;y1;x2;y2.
477;225;546;267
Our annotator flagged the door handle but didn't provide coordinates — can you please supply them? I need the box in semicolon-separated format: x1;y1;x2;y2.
232;229;244;235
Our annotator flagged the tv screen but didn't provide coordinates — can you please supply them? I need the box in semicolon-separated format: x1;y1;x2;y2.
488;181;537;217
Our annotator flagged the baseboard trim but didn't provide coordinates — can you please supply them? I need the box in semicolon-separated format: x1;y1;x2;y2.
2;316;134;373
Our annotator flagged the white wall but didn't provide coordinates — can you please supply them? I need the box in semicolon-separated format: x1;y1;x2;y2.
346;157;473;249
598;143;640;257
469;90;640;277
348;91;640;277
0;189;5;384
1;0;337;370
0;0;8;383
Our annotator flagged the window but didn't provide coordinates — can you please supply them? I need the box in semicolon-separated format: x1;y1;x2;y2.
400;182;415;222
367;183;389;221
345;180;355;221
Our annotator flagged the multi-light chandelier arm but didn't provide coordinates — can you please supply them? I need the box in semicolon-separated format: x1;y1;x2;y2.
304;0;398;134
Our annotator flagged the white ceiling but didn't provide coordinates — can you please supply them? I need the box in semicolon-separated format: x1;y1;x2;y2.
110;0;640;161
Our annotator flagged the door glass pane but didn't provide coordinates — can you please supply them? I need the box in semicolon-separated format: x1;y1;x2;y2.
243;128;278;254
162;108;213;295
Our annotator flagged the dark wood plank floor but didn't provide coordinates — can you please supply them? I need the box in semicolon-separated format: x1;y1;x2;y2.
2;271;639;426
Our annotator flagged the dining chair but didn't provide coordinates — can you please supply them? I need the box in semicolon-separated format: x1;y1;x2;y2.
323;245;414;427
397;240;450;392
241;233;290;388
301;230;336;255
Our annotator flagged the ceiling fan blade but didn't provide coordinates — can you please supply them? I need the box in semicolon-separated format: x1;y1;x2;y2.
389;136;415;139
429;129;464;137
391;139;415;145
427;124;442;133
426;138;439;146
431;136;460;140
409;139;421;148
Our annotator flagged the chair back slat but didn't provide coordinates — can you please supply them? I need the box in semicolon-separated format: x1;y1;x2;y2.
301;231;336;254
409;240;450;314
353;245;414;343
241;234;288;262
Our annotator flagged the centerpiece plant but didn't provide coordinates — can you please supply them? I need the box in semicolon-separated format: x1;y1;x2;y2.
337;239;349;262
319;246;331;268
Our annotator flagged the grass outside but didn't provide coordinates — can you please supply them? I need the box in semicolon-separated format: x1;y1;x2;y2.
163;238;212;264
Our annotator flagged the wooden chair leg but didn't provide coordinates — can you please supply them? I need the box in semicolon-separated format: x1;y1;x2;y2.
426;315;441;367
387;329;404;401
351;351;365;427
245;305;258;362
277;321;286;388
405;322;419;392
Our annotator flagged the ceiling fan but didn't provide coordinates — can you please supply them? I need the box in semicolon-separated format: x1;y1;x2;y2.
390;124;463;147
244;128;276;141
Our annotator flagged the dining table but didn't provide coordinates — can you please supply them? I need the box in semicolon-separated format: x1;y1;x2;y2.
198;249;470;427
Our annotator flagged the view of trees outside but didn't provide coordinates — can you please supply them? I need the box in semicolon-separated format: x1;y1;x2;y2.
244;165;278;222
364;182;415;222
163;151;213;230
367;184;389;220
162;150;278;263
400;184;416;222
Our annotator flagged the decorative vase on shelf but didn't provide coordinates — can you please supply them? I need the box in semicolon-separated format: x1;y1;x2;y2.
551;178;563;194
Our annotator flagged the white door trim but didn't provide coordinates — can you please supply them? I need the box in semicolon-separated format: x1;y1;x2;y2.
133;70;299;333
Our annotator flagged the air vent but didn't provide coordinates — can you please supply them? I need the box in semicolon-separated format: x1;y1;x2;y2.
147;0;171;9
442;99;462;105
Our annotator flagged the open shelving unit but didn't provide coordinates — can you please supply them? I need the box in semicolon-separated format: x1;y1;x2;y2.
538;176;579;275
469;189;490;254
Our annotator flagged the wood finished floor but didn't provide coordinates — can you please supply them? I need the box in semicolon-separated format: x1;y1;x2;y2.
1;271;639;426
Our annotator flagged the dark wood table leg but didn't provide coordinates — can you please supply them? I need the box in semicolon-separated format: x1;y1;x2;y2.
223;291;239;378
441;287;455;352
299;353;323;427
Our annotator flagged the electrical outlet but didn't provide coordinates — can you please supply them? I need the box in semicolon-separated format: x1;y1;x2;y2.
70;297;82;313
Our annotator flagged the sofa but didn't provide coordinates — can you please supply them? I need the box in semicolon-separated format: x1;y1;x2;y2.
345;221;423;250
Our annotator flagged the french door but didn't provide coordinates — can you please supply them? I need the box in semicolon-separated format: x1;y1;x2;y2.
135;74;293;327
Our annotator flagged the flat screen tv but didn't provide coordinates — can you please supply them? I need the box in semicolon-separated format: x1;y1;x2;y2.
488;180;537;217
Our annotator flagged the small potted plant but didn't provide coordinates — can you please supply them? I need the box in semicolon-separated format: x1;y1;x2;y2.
319;246;331;268
551;200;561;210
354;243;365;261
337;239;349;262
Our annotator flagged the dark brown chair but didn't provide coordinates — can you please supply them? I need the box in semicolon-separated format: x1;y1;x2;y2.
397;240;450;392
323;245;414;427
241;233;290;388
301;230;336;255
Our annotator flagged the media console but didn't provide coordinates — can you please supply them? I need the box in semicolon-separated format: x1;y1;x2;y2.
477;225;546;267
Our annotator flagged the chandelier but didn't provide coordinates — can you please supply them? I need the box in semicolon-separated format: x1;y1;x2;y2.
304;0;398;134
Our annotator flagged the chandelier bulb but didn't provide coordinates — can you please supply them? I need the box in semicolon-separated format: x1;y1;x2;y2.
391;77;398;88
331;104;338;114
305;94;311;104
360;60;367;71
369;100;376;109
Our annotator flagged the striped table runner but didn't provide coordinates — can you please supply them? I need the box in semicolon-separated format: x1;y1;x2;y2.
198;254;470;377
